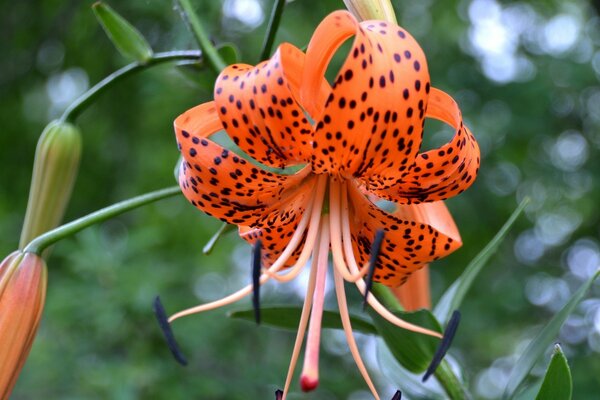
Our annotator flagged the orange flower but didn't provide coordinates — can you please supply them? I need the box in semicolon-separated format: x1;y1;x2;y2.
0;251;47;398
169;10;478;399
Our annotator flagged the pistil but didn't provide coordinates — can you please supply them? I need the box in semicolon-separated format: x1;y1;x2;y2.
299;218;331;391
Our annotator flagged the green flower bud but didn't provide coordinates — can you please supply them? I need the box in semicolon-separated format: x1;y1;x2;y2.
0;251;47;398
343;0;397;22
19;120;82;252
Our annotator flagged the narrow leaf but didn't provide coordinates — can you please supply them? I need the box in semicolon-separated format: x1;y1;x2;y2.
260;0;287;61
535;344;572;400
202;222;235;255
93;2;153;62
369;309;442;373
434;198;529;323
503;270;600;399
228;306;377;334
217;43;240;65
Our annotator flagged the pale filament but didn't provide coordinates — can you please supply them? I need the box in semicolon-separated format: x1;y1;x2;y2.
261;175;328;282
340;182;443;339
282;233;320;400
332;266;380;400
168;175;327;323
329;179;370;282
299;217;331;391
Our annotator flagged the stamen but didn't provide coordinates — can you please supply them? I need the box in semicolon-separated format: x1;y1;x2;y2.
364;229;385;309
300;218;331;392
422;310;461;382
339;182;442;338
329;178;371;283
153;296;188;365
333;267;380;400
167;177;327;323
275;389;283;400
252;239;262;324
391;390;402;400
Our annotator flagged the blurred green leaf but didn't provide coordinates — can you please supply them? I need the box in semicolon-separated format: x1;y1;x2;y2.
92;2;153;62
535;344;572;400
228;306;377;334
434;198;529;323
503;270;600;399
369;309;441;373
217;43;240;65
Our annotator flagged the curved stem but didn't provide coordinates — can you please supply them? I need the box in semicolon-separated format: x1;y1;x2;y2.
259;0;287;61
175;0;227;73
23;186;181;255
60;51;203;123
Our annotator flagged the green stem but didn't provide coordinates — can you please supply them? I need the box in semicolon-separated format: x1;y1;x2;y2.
259;0;287;61
435;360;469;400
61;51;202;123
175;0;227;73
23;186;181;255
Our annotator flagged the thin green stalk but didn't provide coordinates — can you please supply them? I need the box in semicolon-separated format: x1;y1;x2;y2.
23;186;181;255
371;283;404;312
435;360;469;400
175;0;227;73
61;51;202;123
259;0;287;61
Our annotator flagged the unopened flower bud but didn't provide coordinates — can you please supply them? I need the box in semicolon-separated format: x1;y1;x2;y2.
343;0;396;22
0;251;47;398
19;120;82;251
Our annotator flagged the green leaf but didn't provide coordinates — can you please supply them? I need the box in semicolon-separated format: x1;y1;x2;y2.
503;270;600;399
228;306;377;334
434;198;529;323
217;43;240;65
535;344;572;400
202;222;236;255
369;308;442;373
92;2;153;62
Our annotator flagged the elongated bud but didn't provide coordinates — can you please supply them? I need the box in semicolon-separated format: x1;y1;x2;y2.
0;251;47;398
19;120;82;251
343;0;396;22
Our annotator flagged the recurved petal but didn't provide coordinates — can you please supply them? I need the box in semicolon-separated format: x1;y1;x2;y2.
175;102;310;226
347;184;461;287
301;10;429;176
365;88;480;203
214;44;320;169
238;176;317;269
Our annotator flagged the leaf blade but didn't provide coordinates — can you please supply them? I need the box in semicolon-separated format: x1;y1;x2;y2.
535;344;572;400
228;306;377;334
434;198;529;323
503;270;599;399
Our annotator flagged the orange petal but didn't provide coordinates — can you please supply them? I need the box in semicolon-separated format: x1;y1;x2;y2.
391;265;431;311
174;102;310;226
214;44;317;169
366;87;480;203
347;185;461;287
238;177;317;268
301;10;429;176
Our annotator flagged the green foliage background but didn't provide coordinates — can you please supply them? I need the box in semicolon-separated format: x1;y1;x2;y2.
1;0;600;398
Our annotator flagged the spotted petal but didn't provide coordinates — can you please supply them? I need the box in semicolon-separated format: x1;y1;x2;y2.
301;10;429;176
365;88;480;203
347;184;461;287
214;44;326;169
175;102;310;226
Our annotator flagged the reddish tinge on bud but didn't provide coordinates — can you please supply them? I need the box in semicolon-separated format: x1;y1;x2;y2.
0;251;47;398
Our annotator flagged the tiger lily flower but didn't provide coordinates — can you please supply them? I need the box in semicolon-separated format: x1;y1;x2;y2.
167;10;479;399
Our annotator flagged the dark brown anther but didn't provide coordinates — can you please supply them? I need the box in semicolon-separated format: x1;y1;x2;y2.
391;390;402;400
422;310;461;382
153;296;188;366
275;389;283;400
363;229;385;309
252;239;262;324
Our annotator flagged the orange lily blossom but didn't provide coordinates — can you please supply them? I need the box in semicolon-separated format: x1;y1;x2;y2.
168;10;479;399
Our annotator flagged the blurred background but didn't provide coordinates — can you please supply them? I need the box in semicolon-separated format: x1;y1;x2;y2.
1;0;600;398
